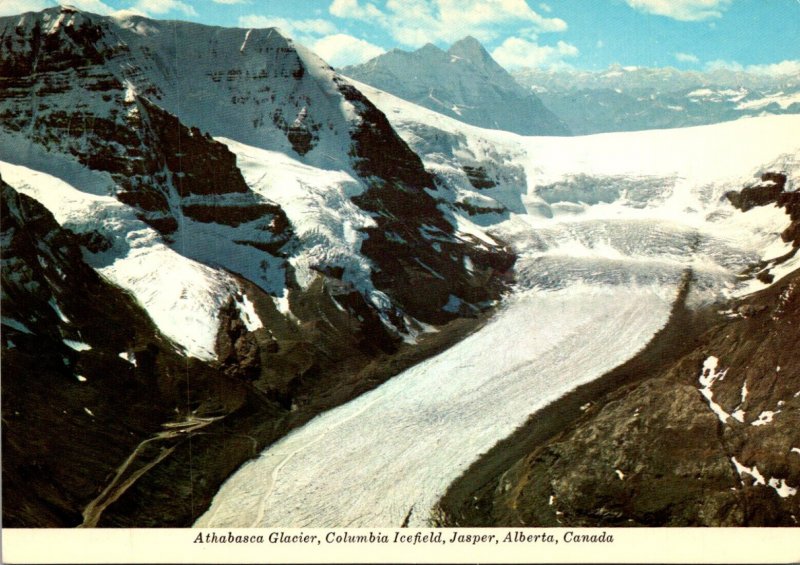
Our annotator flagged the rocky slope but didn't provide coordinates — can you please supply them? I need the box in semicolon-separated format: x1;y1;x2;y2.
436;176;800;527
343;37;569;136
0;177;253;526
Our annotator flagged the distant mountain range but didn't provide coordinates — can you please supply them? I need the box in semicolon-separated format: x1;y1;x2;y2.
513;65;800;134
342;37;570;136
345;39;799;137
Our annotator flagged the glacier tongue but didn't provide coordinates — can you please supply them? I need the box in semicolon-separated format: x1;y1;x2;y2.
197;282;674;527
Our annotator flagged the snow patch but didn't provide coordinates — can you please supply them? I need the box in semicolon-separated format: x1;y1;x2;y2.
63;339;91;352
48;299;70;323
2;317;33;335
236;294;263;332
751;410;779;426
731;456;766;486
688;88;714;98
768;478;797;498
698;356;730;424
737;92;800;111
118;351;137;366
272;290;295;321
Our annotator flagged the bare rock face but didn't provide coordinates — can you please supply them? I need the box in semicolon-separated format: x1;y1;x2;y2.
337;81;515;324
726;172;787;212
726;172;800;284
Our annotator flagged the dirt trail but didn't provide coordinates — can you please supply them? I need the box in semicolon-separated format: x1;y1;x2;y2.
79;415;223;528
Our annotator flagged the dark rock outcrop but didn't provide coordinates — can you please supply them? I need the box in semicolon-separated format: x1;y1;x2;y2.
726;172;800;283
337;79;515;325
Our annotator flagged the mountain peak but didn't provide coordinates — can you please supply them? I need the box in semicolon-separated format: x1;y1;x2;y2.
447;36;490;61
343;34;570;135
417;42;446;57
449;35;484;51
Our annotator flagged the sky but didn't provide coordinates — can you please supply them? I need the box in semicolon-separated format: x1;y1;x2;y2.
1;0;799;71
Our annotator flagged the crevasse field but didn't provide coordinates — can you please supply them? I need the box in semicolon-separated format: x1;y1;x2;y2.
196;107;800;527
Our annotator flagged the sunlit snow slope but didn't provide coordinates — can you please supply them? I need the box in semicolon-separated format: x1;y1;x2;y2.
197;106;800;526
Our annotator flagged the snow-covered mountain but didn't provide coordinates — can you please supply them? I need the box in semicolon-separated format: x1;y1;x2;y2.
0;6;513;526
513;65;800;134
0;7;512;333
342;37;569;136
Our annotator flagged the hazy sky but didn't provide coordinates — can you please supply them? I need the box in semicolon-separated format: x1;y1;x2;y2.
2;0;799;70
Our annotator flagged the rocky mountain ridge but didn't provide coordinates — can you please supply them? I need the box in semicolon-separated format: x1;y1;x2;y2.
342;36;569;136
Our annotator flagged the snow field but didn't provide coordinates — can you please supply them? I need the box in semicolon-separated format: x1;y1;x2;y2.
0;157;239;360
196;106;800;527
217;138;377;293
